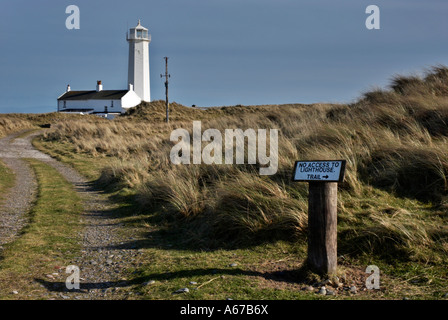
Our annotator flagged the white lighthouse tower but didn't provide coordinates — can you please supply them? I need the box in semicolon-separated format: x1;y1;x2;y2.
127;20;151;102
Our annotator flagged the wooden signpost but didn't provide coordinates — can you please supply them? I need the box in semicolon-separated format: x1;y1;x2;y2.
293;160;346;276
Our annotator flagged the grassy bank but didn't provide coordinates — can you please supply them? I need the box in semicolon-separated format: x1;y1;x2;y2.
0;117;35;138
29;65;448;299
0;159;83;299
0;112;105;139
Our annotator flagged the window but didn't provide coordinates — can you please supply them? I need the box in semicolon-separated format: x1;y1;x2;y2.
63;101;66;108
137;30;142;38
111;100;114;108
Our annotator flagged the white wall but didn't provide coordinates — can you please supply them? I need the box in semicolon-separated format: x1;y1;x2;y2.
58;99;122;113
121;90;141;111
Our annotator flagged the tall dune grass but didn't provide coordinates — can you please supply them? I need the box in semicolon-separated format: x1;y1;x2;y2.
0;116;35;138
38;66;448;256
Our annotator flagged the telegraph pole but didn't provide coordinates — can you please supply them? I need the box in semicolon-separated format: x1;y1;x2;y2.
160;57;170;123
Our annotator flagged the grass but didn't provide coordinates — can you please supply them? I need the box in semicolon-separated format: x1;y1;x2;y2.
0;117;35;138
13;128;42;140
129;243;316;300
32;137;111;181
0;159;83;299
106;185;446;300
0;160;15;204
3;65;448;299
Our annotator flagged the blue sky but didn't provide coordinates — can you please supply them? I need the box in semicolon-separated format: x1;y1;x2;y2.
1;0;447;113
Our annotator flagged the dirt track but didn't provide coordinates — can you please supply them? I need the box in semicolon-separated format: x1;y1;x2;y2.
0;131;144;299
0;132;39;248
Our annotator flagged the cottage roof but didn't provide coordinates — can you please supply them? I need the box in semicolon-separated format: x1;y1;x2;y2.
58;90;128;101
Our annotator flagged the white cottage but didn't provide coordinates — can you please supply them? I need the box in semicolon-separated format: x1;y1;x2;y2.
57;81;141;118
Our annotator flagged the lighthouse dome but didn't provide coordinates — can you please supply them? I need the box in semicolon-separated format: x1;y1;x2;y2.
133;20;148;30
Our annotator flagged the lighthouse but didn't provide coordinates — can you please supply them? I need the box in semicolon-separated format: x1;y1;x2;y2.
127;20;151;102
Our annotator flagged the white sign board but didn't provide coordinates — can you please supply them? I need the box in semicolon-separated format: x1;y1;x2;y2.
293;160;346;182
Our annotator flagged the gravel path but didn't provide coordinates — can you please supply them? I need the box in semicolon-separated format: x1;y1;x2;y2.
0;131;146;299
0;132;39;249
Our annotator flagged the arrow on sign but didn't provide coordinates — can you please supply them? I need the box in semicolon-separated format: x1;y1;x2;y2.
323;175;329;179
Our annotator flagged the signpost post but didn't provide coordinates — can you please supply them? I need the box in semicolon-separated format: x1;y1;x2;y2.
293;160;346;276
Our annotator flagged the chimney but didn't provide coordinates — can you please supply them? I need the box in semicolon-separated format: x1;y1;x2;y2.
67;84;71;92
96;80;103;92
128;83;134;91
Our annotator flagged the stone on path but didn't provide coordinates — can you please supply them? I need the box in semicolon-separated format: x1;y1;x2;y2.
173;288;189;294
